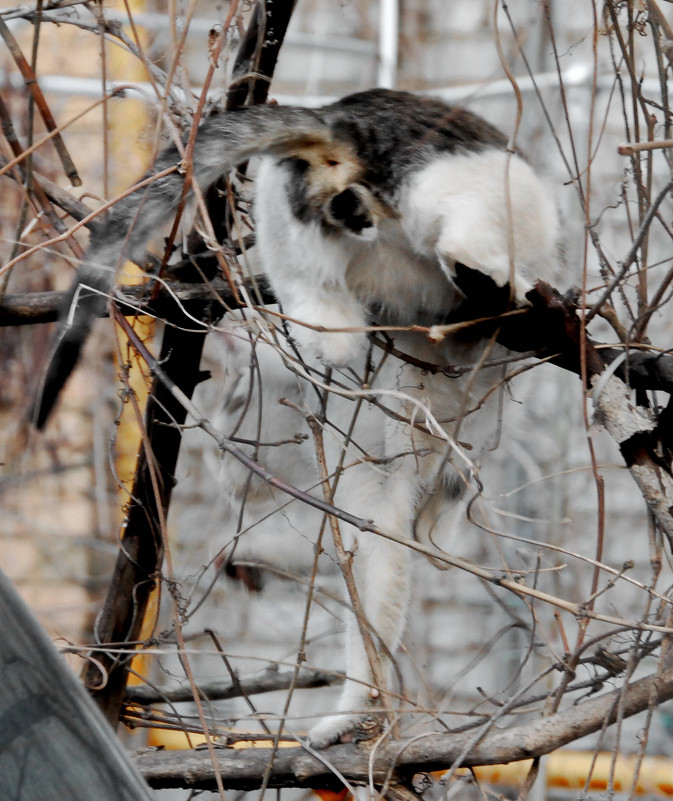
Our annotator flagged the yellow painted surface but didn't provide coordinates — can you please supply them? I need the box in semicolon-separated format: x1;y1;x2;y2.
458;752;673;798
107;0;154;493
106;0;158;686
542;751;673;797
146;729;301;751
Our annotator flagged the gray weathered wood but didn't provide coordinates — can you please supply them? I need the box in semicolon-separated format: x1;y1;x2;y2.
0;567;151;800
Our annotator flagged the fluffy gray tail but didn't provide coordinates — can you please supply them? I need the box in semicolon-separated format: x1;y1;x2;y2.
32;105;330;428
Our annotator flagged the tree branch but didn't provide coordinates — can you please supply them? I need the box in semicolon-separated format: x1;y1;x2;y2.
112;312;673;636
125;668;334;705
6;272;672;395
133;664;673;791
0;153;95;225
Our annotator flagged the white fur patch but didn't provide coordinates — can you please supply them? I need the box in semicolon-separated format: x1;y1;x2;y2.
400;149;559;298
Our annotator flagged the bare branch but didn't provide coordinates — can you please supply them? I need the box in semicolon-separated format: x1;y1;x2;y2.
134;665;673;791
0;153;94;224
592;374;673;545
125;668;335;705
7;275;671;393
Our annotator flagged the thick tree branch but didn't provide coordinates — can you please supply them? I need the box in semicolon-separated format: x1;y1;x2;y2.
0;271;275;327
125;668;334;704
133;664;673;791
593;373;673;546
5;272;672;394
112;313;673;635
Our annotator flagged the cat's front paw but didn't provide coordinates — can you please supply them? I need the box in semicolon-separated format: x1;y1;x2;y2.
317;331;367;368
293;325;367;368
307;712;384;749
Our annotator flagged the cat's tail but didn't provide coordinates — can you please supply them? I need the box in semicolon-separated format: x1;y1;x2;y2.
31;105;335;429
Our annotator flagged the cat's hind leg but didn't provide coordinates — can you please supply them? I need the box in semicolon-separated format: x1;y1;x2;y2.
306;469;416;749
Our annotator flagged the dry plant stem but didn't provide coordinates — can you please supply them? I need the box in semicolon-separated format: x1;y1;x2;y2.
0;95;84;263
0;92;112;181
619;139;673;154
168;6;306;793
151;0;261;308
255;454;335;796
0;153;94;224
80;309;209;725
0;15;80;185
542;3;588;208
6;276;673;388
149;0;235;280
628;611;673;800
117;359;194;748
596;304;630;344
308;413;394;724
638;258;673;336
624;620;671;800
242;416;334;801
96;5;109;197
116;0;173;103
575;4;602;655
257;580;322;798
79;312;188;725
207;630;272;736
606;643;640;796
648;0;673;44
134;664;673;791
124;668;200;738
78;0;299;740
516;758;540;801
6;0;37;286
432;666;557;791
122;365;228;800
586;175;673;323
14;7;180;106
81;275;210;720
0;163;178;280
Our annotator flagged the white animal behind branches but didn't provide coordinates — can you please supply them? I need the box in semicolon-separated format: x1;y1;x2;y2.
34;88;559;748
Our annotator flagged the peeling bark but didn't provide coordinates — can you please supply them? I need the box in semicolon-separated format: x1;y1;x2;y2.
592;374;673;545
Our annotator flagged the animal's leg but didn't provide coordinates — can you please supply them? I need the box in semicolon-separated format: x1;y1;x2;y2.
288;290;369;367
307;471;416;748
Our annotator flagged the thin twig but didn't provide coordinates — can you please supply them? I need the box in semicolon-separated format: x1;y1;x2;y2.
0;14;80;185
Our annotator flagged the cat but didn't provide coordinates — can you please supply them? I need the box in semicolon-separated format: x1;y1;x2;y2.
33;88;559;748
252;92;557;747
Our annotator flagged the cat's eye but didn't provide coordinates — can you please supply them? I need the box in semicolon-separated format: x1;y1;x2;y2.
326;159;340;167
